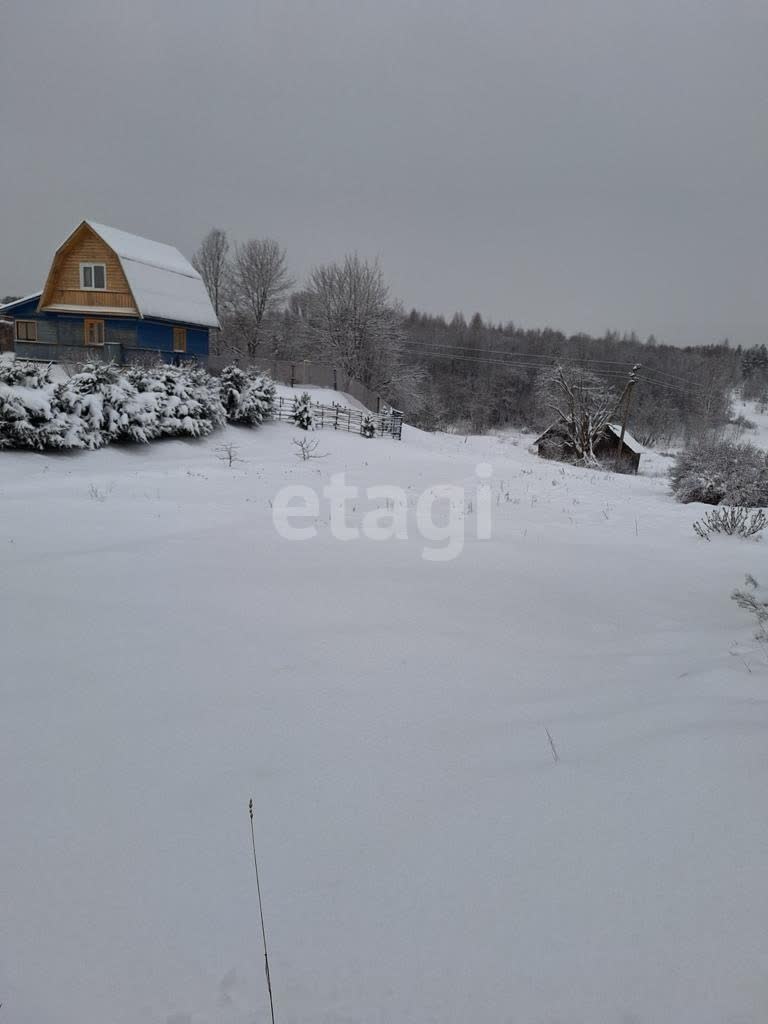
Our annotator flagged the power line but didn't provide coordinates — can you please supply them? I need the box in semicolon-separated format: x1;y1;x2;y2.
402;342;708;393
408;339;629;367
404;342;614;374
404;339;709;390
636;375;702;394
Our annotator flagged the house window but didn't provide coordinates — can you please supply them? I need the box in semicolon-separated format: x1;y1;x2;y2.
84;319;105;346
173;327;187;353
80;263;107;290
15;320;38;342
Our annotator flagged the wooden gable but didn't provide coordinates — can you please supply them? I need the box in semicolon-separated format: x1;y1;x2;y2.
39;222;138;315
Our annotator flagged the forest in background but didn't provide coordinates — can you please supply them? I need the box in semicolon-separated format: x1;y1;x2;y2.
189;227;768;446
9;228;766;447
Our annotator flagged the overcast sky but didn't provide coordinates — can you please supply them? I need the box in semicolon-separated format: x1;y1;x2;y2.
1;0;766;346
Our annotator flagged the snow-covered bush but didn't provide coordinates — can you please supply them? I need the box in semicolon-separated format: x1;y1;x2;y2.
0;356;228;451
175;366;226;435
219;365;276;425
0;353;53;388
0;380;59;450
670;440;768;506
693;506;767;540
361;413;376;438
291;391;313;430
0;355;66;450
126;363;225;438
54;362;161;447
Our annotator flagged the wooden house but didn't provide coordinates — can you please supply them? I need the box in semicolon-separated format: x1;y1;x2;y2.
0;221;219;366
534;421;642;473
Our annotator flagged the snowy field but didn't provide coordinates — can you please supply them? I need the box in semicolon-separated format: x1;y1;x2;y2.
2;412;768;1024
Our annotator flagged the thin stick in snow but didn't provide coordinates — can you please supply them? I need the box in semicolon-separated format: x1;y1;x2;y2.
545;728;560;764
249;798;276;1024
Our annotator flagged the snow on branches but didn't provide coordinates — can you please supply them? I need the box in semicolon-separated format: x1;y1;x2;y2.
219;364;276;425
0;355;256;451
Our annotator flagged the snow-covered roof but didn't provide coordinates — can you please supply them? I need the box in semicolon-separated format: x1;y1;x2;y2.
85;222;219;329
534;419;643;454
0;292;43;313
605;423;643;454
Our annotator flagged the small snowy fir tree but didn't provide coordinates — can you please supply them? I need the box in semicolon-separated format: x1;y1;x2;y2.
220;365;249;420
55;362;162;447
250;373;276;422
220;365;276;425
127;363;225;438
291;391;314;430
0;354;63;450
56;362;122;448
361;413;376;438
0;380;55;449
0;356;227;450
0;353;53;388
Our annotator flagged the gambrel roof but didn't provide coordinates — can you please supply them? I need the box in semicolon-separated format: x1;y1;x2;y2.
35;221;220;329
83;222;219;329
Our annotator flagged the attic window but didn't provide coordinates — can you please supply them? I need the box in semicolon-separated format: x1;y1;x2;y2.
80;263;106;290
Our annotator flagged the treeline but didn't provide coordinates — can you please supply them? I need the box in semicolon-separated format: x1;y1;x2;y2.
396;311;746;444
194;228;765;444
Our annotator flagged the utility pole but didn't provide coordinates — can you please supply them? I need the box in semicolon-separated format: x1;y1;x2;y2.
617;364;641;457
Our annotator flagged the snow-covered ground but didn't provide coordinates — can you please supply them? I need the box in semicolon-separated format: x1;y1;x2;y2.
2;415;767;1024
730;396;768;449
274;382;371;413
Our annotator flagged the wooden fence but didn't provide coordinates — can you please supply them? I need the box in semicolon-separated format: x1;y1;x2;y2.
271;395;403;440
208;353;385;414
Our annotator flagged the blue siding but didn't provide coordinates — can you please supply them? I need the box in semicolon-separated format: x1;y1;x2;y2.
137;319;209;363
6;306;209;366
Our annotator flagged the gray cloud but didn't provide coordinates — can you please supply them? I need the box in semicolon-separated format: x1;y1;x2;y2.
2;0;766;345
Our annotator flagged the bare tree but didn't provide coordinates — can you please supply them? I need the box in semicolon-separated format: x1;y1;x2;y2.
192;228;229;318
229;239;293;358
215;441;242;467
540;365;619;465
305;254;405;391
292;437;327;461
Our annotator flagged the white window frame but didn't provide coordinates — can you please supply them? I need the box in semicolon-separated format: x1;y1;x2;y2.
80;263;107;290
